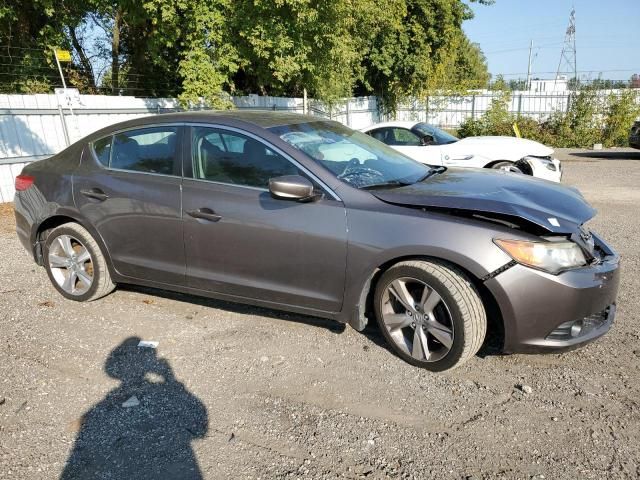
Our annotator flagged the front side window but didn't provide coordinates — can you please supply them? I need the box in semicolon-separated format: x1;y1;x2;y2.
389;128;422;146
110;127;179;175
413;123;459;145
368;127;421;146
269;121;430;189
191;127;301;188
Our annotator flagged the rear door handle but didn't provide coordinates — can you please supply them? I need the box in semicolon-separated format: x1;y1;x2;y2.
186;208;222;222
80;188;109;201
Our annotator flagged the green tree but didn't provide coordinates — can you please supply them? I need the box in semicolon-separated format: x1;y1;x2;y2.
448;34;490;90
0;0;492;107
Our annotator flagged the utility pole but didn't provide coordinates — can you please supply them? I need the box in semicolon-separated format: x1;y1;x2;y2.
555;8;577;90
526;40;533;90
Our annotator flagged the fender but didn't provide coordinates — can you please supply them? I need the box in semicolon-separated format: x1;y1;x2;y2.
338;243;513;330
30;206;118;279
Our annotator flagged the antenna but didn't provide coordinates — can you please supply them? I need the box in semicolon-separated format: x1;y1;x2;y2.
555;8;577;89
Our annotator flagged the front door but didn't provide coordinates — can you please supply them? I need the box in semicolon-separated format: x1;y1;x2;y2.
182;126;348;312
74;125;185;285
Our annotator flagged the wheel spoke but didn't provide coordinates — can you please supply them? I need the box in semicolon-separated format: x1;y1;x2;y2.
62;271;77;293
384;313;412;330
425;320;453;349
412;327;430;360
76;247;91;263
420;287;441;315
49;254;68;269
389;328;409;352
57;236;74;257
388;280;415;312
76;269;92;288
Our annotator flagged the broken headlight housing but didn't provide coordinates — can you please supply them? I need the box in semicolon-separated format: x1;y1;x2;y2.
494;238;587;274
523;155;557;171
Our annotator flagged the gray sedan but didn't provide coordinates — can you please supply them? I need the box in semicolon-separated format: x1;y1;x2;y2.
14;111;620;371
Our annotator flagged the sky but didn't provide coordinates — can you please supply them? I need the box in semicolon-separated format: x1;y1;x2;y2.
463;0;640;81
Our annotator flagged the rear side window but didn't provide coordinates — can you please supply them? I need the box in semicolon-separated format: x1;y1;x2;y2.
92;136;112;166
110;127;179;175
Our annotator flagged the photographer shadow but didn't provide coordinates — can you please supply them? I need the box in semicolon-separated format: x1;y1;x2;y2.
61;337;208;480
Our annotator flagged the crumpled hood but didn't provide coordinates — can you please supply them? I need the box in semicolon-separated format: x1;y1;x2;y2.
372;168;595;234
450;136;554;161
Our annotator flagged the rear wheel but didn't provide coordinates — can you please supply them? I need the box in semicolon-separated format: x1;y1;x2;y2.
373;260;486;371
43;222;115;301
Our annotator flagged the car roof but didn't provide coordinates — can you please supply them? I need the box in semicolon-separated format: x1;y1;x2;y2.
361;121;420;131
153;110;321;128
84;110;326;142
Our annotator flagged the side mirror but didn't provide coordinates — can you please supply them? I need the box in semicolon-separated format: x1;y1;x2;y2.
420;134;435;146
269;175;320;202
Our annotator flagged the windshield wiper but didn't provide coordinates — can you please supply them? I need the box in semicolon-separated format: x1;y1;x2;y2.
416;166;446;182
359;180;412;190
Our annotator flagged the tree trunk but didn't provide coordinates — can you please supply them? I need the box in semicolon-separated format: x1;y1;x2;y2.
111;8;121;95
69;26;96;89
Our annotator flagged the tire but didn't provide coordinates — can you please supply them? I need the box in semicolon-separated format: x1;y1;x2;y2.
373;260;486;371
43;222;116;302
490;161;522;173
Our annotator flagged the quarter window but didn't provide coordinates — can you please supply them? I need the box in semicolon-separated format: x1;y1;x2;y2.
92;136;112;166
191;127;301;188
110;127;179;175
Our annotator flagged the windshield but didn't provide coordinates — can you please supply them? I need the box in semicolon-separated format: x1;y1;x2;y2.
414;123;459;145
268;121;430;189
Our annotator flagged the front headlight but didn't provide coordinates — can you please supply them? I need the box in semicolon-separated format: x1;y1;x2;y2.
494;238;587;274
523;155;557;171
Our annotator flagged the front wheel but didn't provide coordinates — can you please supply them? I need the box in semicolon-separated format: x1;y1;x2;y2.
373;260;486;371
43;222;116;301
491;161;522;173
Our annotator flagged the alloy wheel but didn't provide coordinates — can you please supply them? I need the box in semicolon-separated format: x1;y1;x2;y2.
494;162;523;173
48;234;94;296
380;277;454;362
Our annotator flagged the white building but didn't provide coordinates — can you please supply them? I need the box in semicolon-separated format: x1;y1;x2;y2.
529;76;568;93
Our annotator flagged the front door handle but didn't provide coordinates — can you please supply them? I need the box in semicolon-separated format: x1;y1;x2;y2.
186;208;222;222
80;188;109;201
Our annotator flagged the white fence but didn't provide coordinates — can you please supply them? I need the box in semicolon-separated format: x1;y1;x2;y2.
0;89;634;202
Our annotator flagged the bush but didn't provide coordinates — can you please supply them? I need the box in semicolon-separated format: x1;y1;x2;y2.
458;87;515;137
602;90;640;147
457;89;640;148
541;91;603;147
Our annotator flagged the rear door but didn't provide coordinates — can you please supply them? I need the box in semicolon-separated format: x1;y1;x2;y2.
74;125;185;285
182;125;348;312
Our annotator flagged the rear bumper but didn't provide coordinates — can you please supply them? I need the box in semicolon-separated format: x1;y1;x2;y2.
14;195;34;256
485;233;620;353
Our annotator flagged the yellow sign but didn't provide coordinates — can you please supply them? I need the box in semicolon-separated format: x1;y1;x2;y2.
512;122;522;138
55;49;72;62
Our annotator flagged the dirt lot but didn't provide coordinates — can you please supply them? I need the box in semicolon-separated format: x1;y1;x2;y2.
1;149;639;479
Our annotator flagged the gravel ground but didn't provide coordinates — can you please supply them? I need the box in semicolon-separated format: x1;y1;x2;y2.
1;150;639;479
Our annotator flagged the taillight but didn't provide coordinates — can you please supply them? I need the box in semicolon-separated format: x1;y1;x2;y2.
15;174;35;191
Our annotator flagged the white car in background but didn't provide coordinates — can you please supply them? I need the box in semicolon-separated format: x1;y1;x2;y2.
361;121;562;182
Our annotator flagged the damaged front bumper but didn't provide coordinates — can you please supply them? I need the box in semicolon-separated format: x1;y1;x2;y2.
484;232;620;353
519;156;562;183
